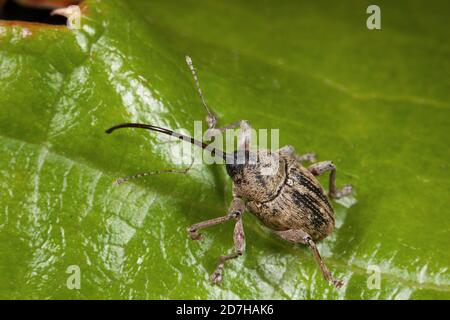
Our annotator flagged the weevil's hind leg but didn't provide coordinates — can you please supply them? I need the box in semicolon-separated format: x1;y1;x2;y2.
211;215;246;284
112;158;194;185
274;229;343;288
185;55;217;129
307;161;352;199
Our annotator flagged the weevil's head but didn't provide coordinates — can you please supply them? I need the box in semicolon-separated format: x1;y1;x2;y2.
225;150;252;179
225;150;286;202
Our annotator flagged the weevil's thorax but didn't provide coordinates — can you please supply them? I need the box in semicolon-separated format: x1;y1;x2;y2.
226;150;287;202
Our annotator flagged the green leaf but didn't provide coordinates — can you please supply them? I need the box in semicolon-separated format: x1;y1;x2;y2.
0;0;449;299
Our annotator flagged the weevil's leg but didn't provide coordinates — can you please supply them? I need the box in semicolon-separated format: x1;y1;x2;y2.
205;120;252;155
211;215;246;284
206;120;251;159
185;55;217;129
205;120;248;140
237;120;252;151
296;152;316;164
277;146;316;163
307;161;352;199
274;229;343;288
303;235;343;288
278;145;296;156
187;198;245;240
113;159;194;185
187;214;234;241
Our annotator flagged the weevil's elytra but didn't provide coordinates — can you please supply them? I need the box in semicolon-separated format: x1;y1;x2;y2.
244;154;335;240
105;56;353;289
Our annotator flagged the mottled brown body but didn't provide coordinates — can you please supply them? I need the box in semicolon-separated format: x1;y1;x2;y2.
227;150;334;241
248;155;333;240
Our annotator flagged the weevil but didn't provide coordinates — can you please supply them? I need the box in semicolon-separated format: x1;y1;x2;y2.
105;56;353;288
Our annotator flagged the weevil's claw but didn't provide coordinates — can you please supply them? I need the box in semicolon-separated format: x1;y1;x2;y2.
330;184;353;199
332;279;344;289
187;228;203;241
211;270;223;285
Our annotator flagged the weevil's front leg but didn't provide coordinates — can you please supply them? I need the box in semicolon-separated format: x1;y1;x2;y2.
307;161;352;199
211;216;246;284
205;120;252;152
296;152;316;164
278;146;316;164
237;120;252;151
204;120;253;151
187;214;234;241
274;229;343;288
187;198;245;240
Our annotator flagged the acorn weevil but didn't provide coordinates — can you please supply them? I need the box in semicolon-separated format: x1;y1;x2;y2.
105;56;353;288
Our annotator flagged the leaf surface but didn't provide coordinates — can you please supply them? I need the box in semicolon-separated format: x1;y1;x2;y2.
0;0;449;299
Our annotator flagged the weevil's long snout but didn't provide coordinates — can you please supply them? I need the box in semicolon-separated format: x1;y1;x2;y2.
105;122;229;161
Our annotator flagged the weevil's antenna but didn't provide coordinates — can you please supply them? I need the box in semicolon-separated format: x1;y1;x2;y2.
113;158;194;185
105;123;228;161
185;55;217;129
